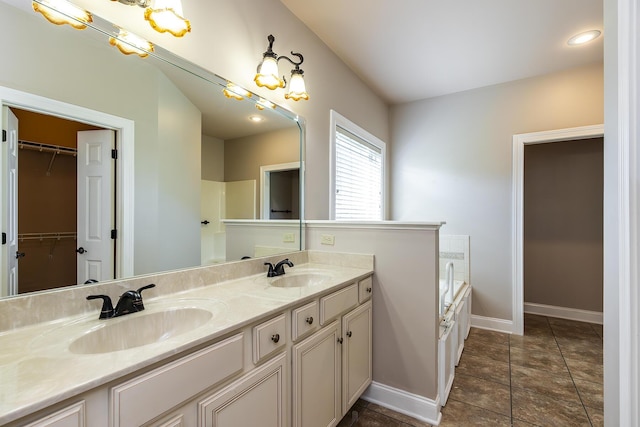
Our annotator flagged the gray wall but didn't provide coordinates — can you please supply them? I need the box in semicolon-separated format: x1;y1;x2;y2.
523;138;603;312
391;62;604;320
202;135;225;182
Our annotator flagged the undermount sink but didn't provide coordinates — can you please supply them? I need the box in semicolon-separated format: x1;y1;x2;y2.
270;273;332;288
69;307;213;354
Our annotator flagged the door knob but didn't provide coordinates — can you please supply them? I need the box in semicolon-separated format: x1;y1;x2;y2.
15;251;25;259
76;247;87;254
201;220;210;225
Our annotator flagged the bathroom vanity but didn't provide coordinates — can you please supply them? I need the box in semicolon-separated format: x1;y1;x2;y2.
0;251;373;427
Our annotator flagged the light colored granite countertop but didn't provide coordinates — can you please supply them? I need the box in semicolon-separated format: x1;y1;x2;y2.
0;260;373;425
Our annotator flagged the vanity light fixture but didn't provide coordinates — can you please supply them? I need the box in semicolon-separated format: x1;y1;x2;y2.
32;0;92;29
255;98;276;110
109;28;154;57
567;30;601;46
223;83;253;101
110;0;191;37
254;34;309;101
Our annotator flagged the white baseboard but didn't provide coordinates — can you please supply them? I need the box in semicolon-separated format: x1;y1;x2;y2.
524;302;603;325
361;382;442;426
470;315;514;334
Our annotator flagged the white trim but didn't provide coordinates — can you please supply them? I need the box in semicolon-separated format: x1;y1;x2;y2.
524;302;603;325
305;220;444;231
222;219;299;227
329;110;388;220
0;86;134;279
259;161;300;219
361;382;441;426
512;124;603;336
470;315;513;334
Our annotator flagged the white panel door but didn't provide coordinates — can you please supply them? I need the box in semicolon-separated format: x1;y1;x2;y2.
1;107;19;296
77;130;114;284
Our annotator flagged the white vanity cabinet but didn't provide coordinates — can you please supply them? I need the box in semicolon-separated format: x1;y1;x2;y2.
292;277;373;427
23;402;86;427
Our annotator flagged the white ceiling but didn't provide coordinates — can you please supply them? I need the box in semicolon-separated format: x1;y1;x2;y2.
279;0;603;104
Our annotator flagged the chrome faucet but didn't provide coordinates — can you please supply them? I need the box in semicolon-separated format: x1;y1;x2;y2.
264;259;294;277
87;284;156;319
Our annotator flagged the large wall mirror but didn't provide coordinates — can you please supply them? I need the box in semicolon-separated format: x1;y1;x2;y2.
0;0;304;297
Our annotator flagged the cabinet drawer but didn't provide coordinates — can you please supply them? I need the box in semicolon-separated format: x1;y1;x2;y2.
358;276;373;303
320;284;358;325
253;314;286;364
292;301;319;341
111;333;244;427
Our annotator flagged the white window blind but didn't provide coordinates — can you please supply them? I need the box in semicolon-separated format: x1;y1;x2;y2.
335;125;383;220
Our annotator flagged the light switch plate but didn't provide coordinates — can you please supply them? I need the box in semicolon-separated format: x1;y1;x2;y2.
283;233;295;243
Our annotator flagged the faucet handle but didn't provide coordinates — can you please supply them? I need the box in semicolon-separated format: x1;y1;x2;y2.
87;294;114;319
133;284;155;311
264;262;276;277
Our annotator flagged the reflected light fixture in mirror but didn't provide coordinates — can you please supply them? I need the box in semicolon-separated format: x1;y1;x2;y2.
255;34;309;101
32;0;92;29
109;27;154;57
110;0;191;37
256;98;276;110
223;83;253;101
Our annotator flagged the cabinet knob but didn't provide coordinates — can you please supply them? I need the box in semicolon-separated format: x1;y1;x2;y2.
271;334;280;343
305;316;314;325
366;287;372;293
337;337;343;344
346;331;352;338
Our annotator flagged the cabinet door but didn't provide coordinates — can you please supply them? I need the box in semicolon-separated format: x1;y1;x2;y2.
292;320;341;427
341;301;372;413
24;402;85;427
198;353;286;427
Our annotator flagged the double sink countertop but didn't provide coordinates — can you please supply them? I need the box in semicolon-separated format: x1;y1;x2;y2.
0;256;373;425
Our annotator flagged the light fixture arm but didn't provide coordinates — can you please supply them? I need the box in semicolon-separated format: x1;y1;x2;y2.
114;0;151;7
277;52;304;69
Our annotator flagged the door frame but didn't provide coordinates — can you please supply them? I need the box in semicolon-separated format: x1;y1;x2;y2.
259;161;300;219
0;86;134;279
511;124;604;335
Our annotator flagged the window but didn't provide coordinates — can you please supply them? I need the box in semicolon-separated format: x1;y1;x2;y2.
330;110;386;220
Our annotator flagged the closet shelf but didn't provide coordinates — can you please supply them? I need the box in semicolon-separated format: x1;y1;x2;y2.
18;140;77;156
18;232;77;241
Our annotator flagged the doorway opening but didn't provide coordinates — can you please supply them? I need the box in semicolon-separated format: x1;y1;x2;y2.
512;124;604;335
11;108;116;293
260;162;300;220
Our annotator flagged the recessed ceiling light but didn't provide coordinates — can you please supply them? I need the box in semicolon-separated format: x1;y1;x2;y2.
567;30;601;46
249;115;264;122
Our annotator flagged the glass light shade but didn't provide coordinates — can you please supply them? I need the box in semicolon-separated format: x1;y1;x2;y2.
109;28;154;58
285;71;309;101
223;84;252;101
32;0;92;29
144;0;191;37
254;56;284;90
256;98;276;110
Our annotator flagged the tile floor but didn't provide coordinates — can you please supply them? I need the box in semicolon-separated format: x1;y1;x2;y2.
338;314;603;426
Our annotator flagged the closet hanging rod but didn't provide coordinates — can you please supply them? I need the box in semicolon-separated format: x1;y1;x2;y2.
18;140;77;156
18;232;77;241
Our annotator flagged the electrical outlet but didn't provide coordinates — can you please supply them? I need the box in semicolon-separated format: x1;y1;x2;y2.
283;233;295;243
320;234;335;245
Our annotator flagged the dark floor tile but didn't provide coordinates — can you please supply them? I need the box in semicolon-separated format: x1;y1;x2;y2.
585;406;604;427
352;408;406;427
565;356;603;383
510;333;559;352
365;403;431;427
510;346;568;373
510;364;581;404
591;323;603;338
456;352;510;385
511;420;540;426
467;328;509;347
574;378;604;410
557;339;603;365
439;399;511;427
448;374;511;416
462;337;510;363
512;388;591;426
